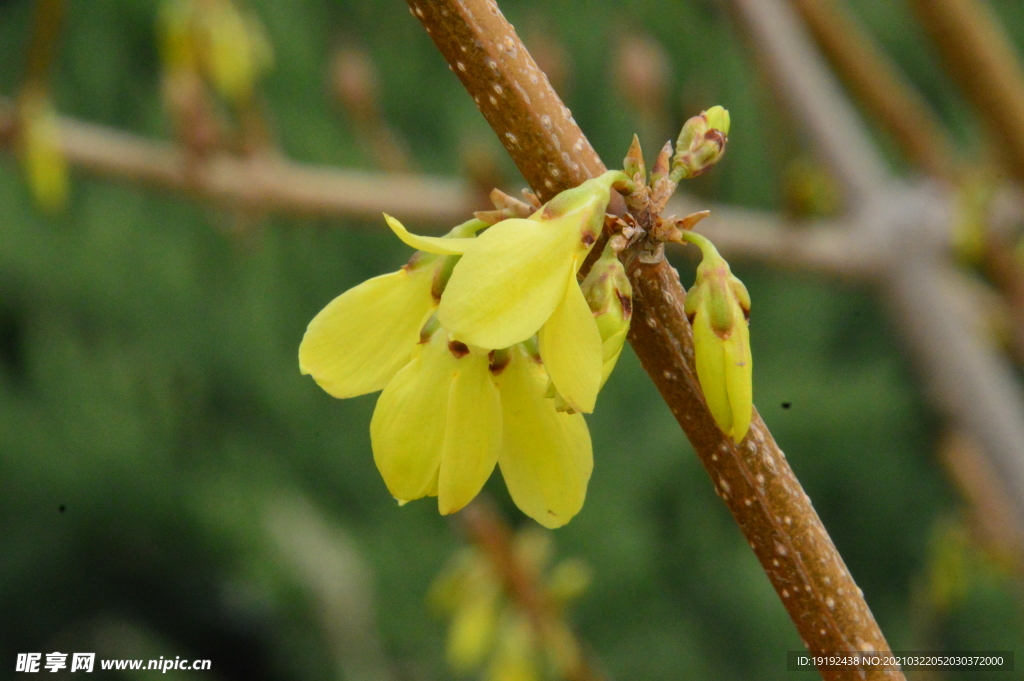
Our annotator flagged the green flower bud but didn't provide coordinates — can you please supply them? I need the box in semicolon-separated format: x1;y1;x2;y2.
680;231;752;443
670;106;730;183
581;242;633;390
623;134;647;184
705;105;731;136
648;140;673;188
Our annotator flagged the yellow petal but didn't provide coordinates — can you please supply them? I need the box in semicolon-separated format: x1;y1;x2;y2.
370;333;453;501
299;267;436;398
693;307;734;434
599;325;629;389
385;214;476;255
439;219;581;349
496;347;592;528
724;314;753;443
438;351;502;515
537;272;603;413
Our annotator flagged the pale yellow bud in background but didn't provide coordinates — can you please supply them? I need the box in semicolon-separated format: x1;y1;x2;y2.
19;89;69;213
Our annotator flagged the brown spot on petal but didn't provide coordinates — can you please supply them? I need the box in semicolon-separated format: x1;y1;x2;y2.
582;231;596;246
616;290;633;319
488;349;511;375
448;341;470;358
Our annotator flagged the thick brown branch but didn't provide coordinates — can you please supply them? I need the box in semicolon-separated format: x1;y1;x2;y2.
405;1;602;201
410;1;900;677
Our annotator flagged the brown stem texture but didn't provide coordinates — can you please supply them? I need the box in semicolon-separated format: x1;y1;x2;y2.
409;0;902;678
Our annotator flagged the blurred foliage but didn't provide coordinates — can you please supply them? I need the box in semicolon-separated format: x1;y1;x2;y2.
1;0;1022;680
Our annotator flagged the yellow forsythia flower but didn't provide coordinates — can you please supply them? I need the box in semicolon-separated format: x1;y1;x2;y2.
200;0;272;104
681;230;752;443
494;345;592;527
300;217;593;527
370;326;502;514
391;170;628;413
298;218;480;398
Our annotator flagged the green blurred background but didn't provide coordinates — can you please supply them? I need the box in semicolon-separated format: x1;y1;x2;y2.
1;0;1021;679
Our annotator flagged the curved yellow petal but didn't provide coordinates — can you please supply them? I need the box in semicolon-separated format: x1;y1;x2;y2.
299;267;435;398
370;333;453;501
693;307;734;434
724;316;753;443
384;214;476;255
438;351;502;515
537;272;603;413
496;347;593;528
439;219;581;349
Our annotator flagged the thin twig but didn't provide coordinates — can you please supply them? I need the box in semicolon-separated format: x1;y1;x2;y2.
0;97;473;224
908;0;1024;185
666;196;873;277
23;0;64;87
409;1;900;677
937;430;1024;573
729;0;889;211
0;95;878;275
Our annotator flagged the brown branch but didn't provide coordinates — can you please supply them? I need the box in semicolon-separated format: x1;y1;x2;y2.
405;1;603;201
907;0;1024;184
0;97;473;224
788;0;957;181
666;196;874;277
937;430;1024;573
409;1;901;677
23;0;64;87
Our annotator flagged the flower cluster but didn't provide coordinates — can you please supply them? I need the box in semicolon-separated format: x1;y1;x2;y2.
299;171;630;528
429;527;590;681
